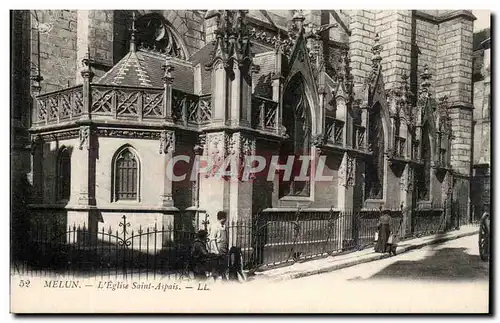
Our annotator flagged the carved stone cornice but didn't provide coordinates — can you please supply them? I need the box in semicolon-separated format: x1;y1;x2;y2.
95;128;161;140
36;129;79;143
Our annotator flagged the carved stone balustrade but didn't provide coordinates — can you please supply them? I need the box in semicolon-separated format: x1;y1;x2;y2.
325;117;344;146
33;83;212;129
251;95;278;133
34;85;84;126
352;125;366;150
90;84;165;120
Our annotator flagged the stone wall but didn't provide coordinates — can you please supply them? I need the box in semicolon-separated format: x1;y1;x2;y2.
348;10;376;85
31;10;78;93
416;18;438;97
162;10;205;56
376;10;412;90
436;17;474;105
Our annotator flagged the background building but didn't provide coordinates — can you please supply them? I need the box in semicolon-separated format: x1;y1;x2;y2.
471;25;491;218
11;10;480;251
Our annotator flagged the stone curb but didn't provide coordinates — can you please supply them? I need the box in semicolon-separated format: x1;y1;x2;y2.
257;229;479;283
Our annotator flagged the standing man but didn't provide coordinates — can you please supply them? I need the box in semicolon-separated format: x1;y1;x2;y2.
209;211;229;280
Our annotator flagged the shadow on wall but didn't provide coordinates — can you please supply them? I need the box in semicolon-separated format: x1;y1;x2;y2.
11;172;33;258
12;142;76;261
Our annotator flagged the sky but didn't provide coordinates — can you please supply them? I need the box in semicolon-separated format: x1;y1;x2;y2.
473;10;491;31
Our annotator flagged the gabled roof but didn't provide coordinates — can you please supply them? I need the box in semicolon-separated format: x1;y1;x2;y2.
96;49;194;93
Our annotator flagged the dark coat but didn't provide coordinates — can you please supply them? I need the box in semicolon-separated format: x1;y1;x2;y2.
374;214;392;253
190;239;210;274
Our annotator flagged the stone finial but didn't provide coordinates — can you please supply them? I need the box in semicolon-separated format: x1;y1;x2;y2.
420;64;431;94
80;47;94;81
371;33;383;69
292;9;305;31
400;73;412;106
129;11;137;53
162;57;175;85
205;10;254;71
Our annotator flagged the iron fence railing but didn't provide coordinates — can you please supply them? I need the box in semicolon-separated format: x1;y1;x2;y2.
12;203;477;279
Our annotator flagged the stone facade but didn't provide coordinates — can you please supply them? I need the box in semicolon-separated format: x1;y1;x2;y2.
11;10;477;242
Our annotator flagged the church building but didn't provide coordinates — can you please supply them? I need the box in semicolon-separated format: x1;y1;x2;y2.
11;10;476;245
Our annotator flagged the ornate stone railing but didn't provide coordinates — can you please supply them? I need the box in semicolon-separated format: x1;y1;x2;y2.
90;84;165;119
325;118;344;145
172;90;212;126
35;85;84;125
34;84;215;128
34;84;165;125
252;96;278;132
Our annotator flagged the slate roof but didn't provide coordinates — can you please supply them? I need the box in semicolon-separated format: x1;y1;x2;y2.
97;49;194;93
189;41;274;95
97;38;273;95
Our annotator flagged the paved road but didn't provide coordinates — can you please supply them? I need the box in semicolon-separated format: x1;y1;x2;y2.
221;234;490;313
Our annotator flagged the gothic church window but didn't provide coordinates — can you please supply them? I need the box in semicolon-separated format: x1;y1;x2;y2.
57;147;71;201
365;103;384;200
416;121;431;201
135;13;186;59
279;74;311;198
113;147;140;201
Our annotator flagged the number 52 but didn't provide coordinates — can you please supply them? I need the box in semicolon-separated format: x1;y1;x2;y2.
18;280;30;288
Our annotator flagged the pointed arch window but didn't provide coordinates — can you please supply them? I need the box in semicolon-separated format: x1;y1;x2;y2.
437;119;450;167
392;108;406;158
365;103;384;200
113;147;140;201
416;121;431;201
135;13;186;59
57;147;71;201
279;74;312;198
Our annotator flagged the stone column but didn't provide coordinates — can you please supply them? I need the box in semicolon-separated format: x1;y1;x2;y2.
436;13;474;176
77;53;95;206
198;132;229;227
272;49;285;137
159;129;176;207
211;62;228;127
162;57;174;122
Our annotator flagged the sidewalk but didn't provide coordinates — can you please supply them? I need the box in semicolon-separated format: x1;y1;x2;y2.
249;225;479;283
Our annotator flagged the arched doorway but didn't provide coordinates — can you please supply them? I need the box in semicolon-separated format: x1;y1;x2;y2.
279;74;312;198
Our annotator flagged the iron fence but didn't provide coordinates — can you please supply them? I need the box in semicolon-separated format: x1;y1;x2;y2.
12;203;473;279
250;208;405;269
